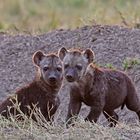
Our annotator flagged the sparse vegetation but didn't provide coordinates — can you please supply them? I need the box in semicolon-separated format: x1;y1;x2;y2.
104;63;115;69
122;58;140;71
97;63;116;70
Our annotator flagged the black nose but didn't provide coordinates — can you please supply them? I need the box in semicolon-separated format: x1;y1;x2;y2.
66;74;74;82
49;77;57;82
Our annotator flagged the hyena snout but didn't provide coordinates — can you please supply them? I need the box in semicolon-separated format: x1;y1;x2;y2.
65;68;77;82
48;75;57;83
66;74;75;82
47;72;61;84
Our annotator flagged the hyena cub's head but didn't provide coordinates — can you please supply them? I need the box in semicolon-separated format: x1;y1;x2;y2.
32;50;63;86
58;47;95;82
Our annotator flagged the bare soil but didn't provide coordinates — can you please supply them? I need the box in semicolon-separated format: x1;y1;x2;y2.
0;25;140;128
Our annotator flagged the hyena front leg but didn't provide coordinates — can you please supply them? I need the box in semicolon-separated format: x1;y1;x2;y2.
85;93;105;123
66;99;82;125
85;106;102;123
103;110;119;127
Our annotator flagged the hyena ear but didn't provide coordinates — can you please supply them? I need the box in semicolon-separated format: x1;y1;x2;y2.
83;48;95;63
32;50;45;66
58;47;68;60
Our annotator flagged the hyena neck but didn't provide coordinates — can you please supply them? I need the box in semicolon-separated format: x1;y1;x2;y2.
83;72;94;89
84;65;103;87
35;75;60;95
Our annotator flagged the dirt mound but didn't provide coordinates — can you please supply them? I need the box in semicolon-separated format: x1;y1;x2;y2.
0;25;140;125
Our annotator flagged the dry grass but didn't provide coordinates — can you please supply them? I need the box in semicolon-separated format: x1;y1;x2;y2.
0;114;140;140
0;0;140;33
0;99;140;140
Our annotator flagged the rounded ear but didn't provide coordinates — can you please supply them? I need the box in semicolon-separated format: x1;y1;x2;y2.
83;48;95;63
32;50;45;66
58;47;68;60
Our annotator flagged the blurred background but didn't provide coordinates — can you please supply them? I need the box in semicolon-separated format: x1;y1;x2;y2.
0;0;140;33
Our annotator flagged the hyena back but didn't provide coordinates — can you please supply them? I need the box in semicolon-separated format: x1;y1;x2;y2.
59;47;140;127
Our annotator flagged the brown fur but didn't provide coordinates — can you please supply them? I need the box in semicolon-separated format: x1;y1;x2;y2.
59;47;140;127
0;50;63;122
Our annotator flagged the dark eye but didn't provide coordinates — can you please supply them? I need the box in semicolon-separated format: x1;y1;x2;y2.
76;65;82;70
64;64;69;69
43;66;49;71
56;67;62;72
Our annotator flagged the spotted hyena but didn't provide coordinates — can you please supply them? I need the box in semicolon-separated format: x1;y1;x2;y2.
59;47;140;126
0;50;63;122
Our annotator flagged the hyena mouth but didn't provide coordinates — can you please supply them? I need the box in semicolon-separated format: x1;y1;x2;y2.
47;76;58;85
67;79;75;82
48;80;57;85
66;76;76;82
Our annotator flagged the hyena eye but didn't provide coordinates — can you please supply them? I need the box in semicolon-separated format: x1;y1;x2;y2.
43;66;49;71
76;65;82;70
56;67;62;72
64;64;69;69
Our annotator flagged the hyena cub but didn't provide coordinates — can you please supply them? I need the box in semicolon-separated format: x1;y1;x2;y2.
59;47;140;127
0;50;63;122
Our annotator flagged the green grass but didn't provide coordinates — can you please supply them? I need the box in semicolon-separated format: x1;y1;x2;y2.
104;63;116;69
122;58;140;71
1;0;140;33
